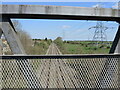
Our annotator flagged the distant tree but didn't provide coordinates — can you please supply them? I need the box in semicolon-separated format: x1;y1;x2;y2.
45;37;47;41
12;20;53;55
12;20;33;54
54;37;65;52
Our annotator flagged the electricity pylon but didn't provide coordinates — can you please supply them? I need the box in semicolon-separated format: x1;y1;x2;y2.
88;21;114;46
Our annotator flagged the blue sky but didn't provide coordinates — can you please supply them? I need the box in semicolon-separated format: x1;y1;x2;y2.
1;2;118;8
12;19;118;41
6;2;119;41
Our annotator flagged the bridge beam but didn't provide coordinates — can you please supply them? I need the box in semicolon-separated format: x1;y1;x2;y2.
115;37;120;53
1;18;25;54
0;18;41;88
0;28;2;38
0;29;3;55
1;5;119;21
114;23;120;53
110;22;120;54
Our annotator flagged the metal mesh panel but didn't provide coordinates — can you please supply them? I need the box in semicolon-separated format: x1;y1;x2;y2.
1;55;120;88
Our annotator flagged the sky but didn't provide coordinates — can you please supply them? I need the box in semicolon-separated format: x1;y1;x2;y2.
2;2;119;41
1;0;120;2
1;2;119;8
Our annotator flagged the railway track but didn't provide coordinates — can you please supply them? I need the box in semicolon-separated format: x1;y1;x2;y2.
36;43;78;88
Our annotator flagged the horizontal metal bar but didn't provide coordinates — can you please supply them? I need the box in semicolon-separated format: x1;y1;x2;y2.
2;14;120;22
1;54;120;59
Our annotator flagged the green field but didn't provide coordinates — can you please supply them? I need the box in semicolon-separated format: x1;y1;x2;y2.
54;39;113;54
29;39;113;54
63;43;111;54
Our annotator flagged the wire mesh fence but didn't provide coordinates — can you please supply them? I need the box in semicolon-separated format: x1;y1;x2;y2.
1;54;120;89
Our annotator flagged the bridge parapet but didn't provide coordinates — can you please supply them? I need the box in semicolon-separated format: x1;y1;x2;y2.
1;54;119;88
0;5;119;21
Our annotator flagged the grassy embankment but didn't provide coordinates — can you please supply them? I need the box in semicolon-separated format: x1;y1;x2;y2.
54;38;112;54
31;38;52;55
63;41;112;54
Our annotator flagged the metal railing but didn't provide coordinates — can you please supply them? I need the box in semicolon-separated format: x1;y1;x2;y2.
1;54;120;89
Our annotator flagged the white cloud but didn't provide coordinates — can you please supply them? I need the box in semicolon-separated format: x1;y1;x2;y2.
62;25;71;29
75;29;86;32
112;3;119;9
92;4;104;8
